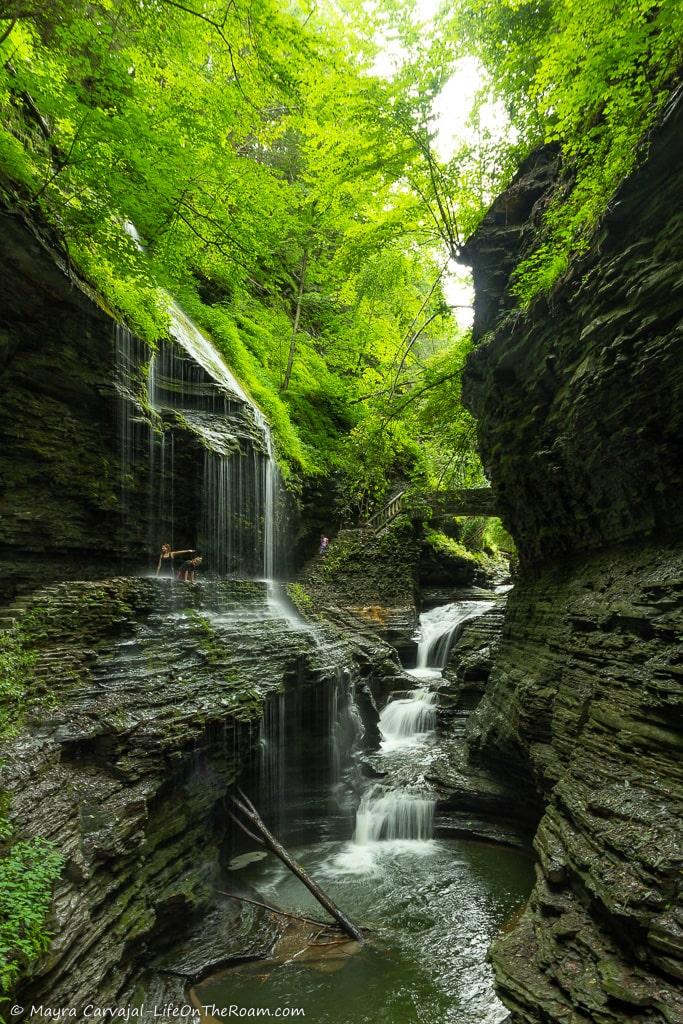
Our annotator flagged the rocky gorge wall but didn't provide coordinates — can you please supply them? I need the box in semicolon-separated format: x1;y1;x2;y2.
0;209;272;602
0;577;369;1010
462;87;683;1022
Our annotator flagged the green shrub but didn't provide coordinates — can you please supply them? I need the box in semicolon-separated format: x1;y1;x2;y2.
0;628;36;740
0;832;62;999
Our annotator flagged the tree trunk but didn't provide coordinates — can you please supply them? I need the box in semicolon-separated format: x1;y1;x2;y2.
230;788;364;944
281;250;307;392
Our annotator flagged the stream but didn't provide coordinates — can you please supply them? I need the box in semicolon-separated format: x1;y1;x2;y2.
115;287;533;1020
198;838;532;1024
198;599;534;1023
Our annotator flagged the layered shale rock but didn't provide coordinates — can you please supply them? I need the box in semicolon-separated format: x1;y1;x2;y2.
0;578;351;1011
462;87;683;1022
0;210;271;601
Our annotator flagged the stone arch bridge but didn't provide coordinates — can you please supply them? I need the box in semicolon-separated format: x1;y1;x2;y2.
365;486;498;535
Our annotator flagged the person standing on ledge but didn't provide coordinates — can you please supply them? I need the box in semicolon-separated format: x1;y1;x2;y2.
155;543;195;577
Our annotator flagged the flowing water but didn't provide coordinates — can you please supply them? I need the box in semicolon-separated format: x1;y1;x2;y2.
377;688;437;752
411;600;495;677
200;597;532;1022
198;837;533;1024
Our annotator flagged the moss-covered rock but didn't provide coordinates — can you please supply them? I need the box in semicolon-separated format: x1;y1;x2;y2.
460;90;683;1024
0;577;351;1010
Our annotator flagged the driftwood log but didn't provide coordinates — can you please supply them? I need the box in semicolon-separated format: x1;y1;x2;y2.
230;787;364;944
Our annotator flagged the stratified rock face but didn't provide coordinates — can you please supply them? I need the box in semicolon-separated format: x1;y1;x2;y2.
299;526;421;650
0;211;273;599
464;90;683;567
0;578;351;1009
469;545;683;1022
461;88;683;1023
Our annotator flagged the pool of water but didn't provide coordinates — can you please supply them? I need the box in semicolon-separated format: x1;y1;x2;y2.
197;837;534;1024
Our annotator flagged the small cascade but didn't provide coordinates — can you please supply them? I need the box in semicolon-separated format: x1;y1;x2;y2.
412;600;495;675
115;323;135;523
378;687;437;751
354;786;435;843
258;691;286;834
254;410;276;581
328;666;365;811
115;323;160;555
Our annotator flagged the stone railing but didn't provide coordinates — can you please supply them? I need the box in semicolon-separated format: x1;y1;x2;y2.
364;485;498;535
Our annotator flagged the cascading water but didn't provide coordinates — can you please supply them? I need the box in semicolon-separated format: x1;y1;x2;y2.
120;219;281;579
412;600;495;676
341;599;497;867
354;786;435;843
145;335;278;578
258;691;287;835
377;687;437;751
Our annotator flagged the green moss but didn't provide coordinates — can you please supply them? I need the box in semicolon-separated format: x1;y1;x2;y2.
188;610;225;668
287;582;314;615
0;625;37;740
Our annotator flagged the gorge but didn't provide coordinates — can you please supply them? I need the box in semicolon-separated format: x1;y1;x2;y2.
1;4;682;1024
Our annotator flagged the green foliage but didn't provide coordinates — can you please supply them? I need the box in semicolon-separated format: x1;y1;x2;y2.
425;527;483;566
0;626;36;739
425;524;510;576
287;582;314;615
482;517;516;556
0;829;62;998
449;0;683;301
0;0;479;495
2;0;676;515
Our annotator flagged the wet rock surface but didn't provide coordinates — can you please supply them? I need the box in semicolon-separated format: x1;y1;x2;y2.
461;88;683;1023
0;209;270;601
467;545;683;1023
0;578;350;1013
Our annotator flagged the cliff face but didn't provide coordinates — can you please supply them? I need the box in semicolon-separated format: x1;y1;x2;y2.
464;89;683;567
1;578;361;1008
0;211;272;601
462;88;683;1022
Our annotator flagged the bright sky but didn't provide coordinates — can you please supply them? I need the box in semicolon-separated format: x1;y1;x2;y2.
371;0;504;329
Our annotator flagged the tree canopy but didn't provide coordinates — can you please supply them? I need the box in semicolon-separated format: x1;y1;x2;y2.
1;0;681;514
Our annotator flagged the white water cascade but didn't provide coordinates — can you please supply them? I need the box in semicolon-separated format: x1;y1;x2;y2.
354;785;435;843
121;220;281;579
411;600;496;678
377;687;437;752
337;599;498;871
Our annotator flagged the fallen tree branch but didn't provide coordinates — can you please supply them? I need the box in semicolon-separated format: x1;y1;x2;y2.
216;890;330;927
231;787;365;944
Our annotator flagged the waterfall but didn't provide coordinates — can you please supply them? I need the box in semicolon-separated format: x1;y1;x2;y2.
253;409;277;582
115;323;160;555
334;599;500;870
413;600;495;673
122;219;281;579
378;687;436;751
354;786;435;843
258;691;286;834
115;324;135;530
